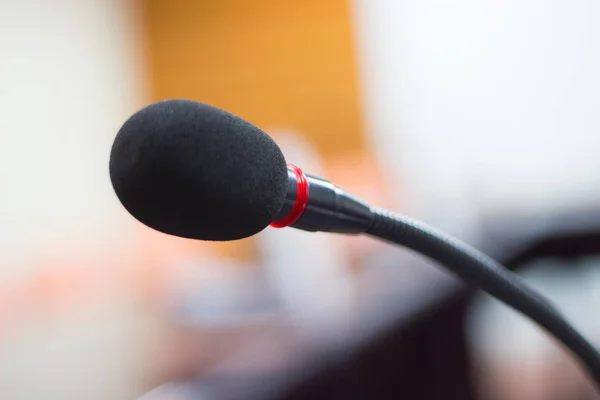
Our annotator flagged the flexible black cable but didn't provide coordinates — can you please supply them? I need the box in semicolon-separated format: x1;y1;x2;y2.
366;208;600;388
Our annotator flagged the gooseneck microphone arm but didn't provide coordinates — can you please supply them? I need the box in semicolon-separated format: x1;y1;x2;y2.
272;165;600;388
271;165;374;233
367;210;600;385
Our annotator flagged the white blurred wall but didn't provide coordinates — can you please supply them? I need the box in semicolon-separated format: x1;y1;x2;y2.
353;0;600;234
0;2;151;399
352;3;600;395
0;0;147;281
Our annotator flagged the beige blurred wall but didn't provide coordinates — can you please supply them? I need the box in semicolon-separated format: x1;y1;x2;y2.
0;1;157;399
0;0;149;282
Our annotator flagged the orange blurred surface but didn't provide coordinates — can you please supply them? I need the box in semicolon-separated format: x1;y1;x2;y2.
144;0;365;157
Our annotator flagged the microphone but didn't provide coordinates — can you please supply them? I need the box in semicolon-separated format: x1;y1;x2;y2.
109;100;288;241
109;99;372;240
109;99;600;389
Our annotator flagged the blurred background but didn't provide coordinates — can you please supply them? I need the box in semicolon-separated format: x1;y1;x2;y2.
2;0;600;399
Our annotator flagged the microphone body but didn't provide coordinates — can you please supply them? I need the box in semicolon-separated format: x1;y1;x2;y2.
273;166;373;234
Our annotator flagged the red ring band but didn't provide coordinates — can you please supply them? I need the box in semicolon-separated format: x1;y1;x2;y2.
270;164;309;228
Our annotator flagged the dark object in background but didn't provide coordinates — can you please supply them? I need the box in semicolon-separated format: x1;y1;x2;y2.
275;211;600;400
180;210;600;400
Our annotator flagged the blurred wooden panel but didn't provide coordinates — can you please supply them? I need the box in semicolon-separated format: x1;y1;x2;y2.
144;0;364;156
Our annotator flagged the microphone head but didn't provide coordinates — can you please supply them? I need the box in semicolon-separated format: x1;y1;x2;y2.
109;99;288;241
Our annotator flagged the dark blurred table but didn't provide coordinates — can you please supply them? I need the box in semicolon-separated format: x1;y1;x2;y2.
167;209;600;400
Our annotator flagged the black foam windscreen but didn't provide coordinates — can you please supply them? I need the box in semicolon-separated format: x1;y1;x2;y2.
109;99;288;241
